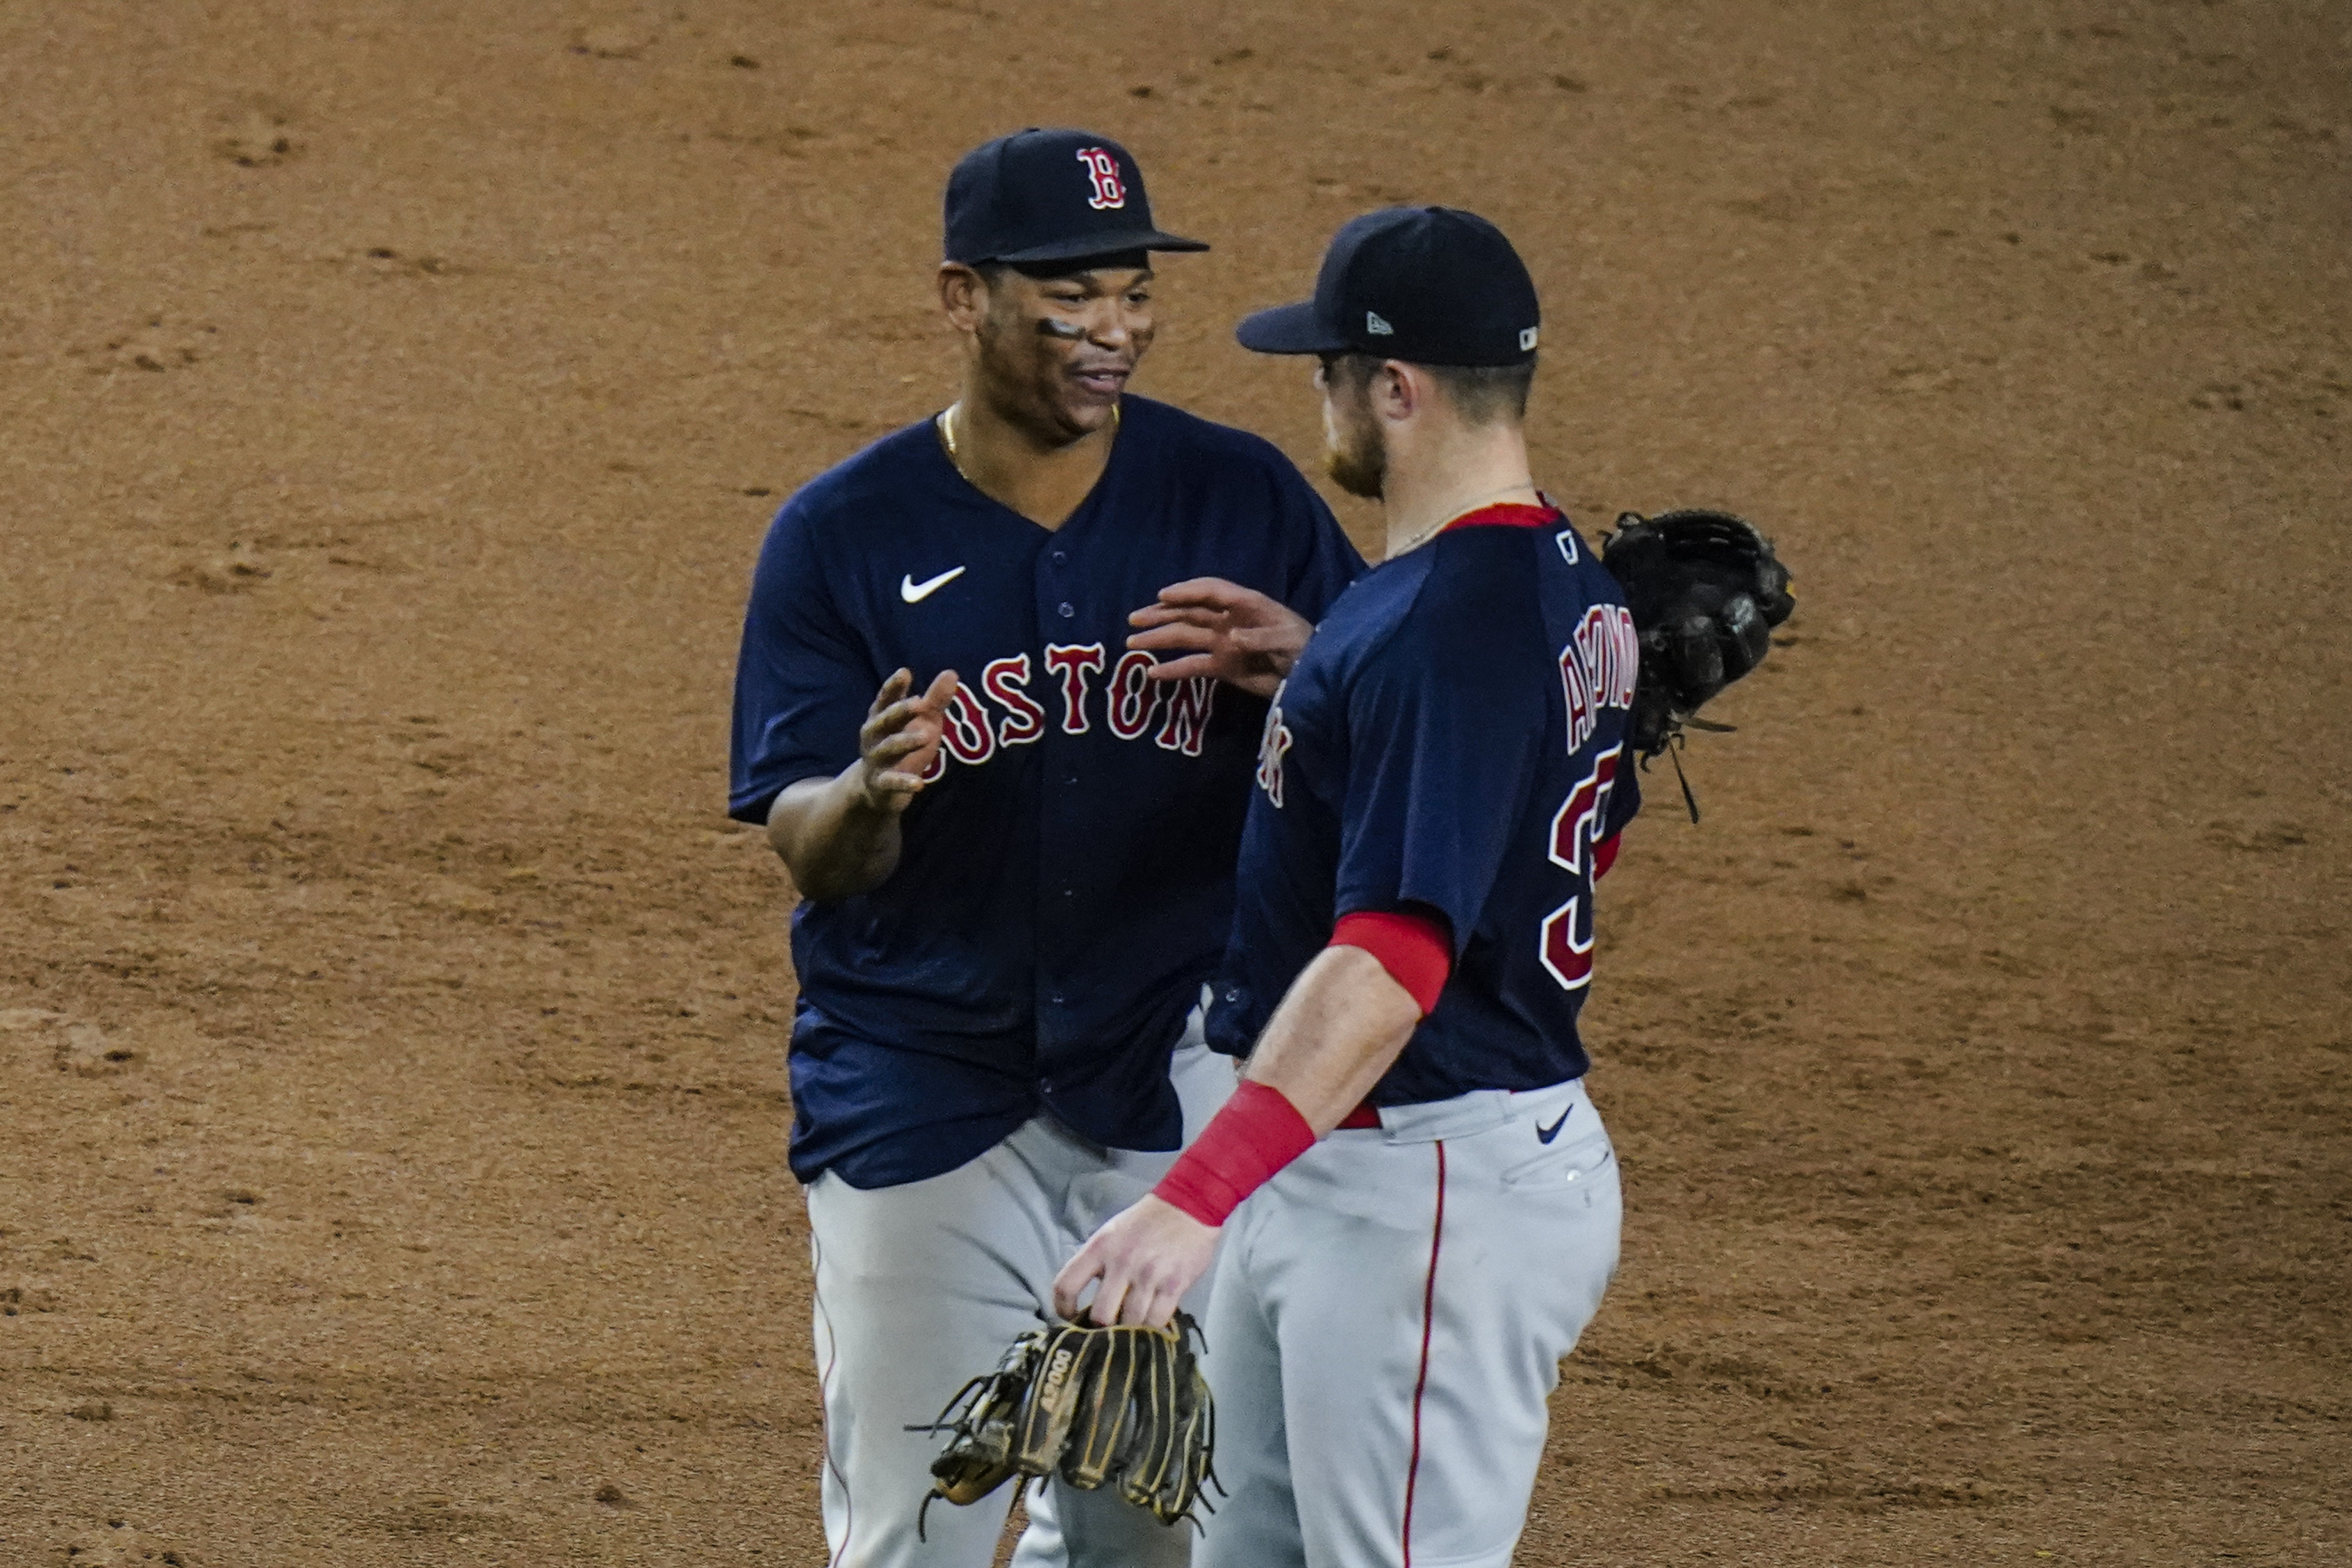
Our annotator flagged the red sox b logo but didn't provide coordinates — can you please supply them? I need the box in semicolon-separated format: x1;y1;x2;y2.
1076;147;1127;211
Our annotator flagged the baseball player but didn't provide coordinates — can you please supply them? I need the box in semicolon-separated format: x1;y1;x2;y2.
729;129;1363;1567
1055;208;1640;1568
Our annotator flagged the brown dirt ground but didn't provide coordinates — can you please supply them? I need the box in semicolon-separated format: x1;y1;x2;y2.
3;1;2346;1563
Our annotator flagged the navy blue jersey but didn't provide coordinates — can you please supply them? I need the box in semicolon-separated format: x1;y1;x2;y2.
730;396;1363;1188
1208;506;1641;1102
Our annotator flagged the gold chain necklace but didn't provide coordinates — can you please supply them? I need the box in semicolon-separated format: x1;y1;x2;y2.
937;400;1120;484
1392;480;1542;557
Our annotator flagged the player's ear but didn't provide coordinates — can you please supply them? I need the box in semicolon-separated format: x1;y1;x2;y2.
939;263;988;332
1371;360;1418;424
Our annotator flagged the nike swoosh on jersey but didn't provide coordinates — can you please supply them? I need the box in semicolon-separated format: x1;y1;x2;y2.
900;566;967;603
1536;1107;1573;1144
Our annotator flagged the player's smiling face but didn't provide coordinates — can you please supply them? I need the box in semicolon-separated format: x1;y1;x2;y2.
974;264;1155;443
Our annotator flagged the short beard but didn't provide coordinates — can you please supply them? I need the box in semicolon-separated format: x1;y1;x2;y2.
1323;401;1385;500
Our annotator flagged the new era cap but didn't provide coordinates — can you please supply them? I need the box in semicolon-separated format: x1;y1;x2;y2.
944;129;1209;267
1235;206;1539;367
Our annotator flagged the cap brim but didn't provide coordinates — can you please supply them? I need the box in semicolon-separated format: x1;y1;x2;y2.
992;228;1210;264
1234;301;1351;356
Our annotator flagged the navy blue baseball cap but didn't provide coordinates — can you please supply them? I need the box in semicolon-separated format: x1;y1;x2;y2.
944;129;1208;267
1236;207;1540;367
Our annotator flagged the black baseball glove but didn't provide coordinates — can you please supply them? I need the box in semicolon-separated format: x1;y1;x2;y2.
1600;509;1795;760
912;1313;1217;1535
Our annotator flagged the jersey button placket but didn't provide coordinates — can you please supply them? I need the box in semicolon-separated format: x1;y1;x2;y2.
1037;547;1082;1051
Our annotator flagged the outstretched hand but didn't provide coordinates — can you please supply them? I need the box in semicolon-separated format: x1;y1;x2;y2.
1128;578;1312;700
1051;1194;1219;1329
855;667;957;813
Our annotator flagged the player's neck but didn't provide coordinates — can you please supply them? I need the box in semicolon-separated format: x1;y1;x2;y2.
1379;421;1540;560
941;393;1118;531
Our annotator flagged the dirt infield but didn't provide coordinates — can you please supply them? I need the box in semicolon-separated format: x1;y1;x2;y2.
3;1;2345;1562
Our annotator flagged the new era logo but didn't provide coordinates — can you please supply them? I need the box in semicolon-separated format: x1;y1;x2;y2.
1365;311;1394;336
1519;326;1540;351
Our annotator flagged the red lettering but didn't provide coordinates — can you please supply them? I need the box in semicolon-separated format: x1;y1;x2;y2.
1568;604;1638;731
1043;643;1105;734
1105;651;1162;740
1559;642;1594;752
1153;675;1218;757
1612;606;1639;707
1539;745;1621;991
939;684;997;766
1255;707;1292;807
982;654;1046;746
1572;605;1604;722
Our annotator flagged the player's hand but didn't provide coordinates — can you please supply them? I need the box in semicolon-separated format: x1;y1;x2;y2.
1128;579;1311;700
855;668;956;813
1052;1194;1219;1329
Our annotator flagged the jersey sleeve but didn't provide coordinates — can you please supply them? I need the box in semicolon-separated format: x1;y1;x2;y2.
1269;460;1365;620
1330;595;1541;957
728;502;877;824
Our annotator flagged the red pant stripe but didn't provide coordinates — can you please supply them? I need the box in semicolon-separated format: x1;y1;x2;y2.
1401;1140;1448;1566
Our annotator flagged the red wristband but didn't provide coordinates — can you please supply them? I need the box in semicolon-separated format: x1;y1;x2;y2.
1152;1080;1317;1228
1330;908;1452;1016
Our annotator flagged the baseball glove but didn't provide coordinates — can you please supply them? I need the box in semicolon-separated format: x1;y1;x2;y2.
912;1313;1217;1535
1600;509;1795;761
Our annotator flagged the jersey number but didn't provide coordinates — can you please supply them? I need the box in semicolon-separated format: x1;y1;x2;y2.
1539;744;1621;991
